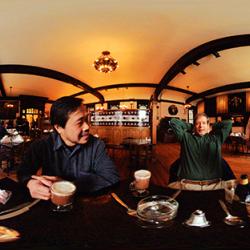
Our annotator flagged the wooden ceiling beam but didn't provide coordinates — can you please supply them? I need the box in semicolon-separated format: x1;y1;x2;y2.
0;64;104;103
186;82;250;103
154;34;250;100
69;83;195;98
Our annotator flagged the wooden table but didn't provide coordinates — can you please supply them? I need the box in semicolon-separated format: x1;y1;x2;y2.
0;178;250;250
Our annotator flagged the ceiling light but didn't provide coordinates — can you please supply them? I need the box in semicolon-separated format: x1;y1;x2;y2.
120;104;128;110
212;51;220;58
184;85;191;109
184;103;192;109
93;51;118;73
193;61;200;66
4;86;14;109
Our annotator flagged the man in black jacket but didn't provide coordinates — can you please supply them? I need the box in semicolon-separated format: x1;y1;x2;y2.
17;96;119;200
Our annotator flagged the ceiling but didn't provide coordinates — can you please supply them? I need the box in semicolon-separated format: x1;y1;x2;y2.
0;0;250;106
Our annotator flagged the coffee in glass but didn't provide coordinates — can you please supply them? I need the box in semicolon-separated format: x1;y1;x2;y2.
130;169;151;197
51;181;76;212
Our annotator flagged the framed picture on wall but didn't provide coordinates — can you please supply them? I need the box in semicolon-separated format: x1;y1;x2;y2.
228;93;245;114
168;105;178;115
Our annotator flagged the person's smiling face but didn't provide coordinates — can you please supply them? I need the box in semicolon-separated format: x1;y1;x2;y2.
55;105;89;146
194;115;209;136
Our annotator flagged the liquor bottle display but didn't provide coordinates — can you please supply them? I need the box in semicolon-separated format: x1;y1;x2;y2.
235;174;250;203
90;109;150;127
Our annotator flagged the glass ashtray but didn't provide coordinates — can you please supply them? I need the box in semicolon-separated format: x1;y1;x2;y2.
137;195;179;227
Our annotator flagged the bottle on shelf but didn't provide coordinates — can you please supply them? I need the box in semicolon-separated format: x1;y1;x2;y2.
235;174;250;203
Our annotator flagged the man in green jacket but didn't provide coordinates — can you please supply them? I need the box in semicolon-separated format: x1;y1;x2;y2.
168;113;235;190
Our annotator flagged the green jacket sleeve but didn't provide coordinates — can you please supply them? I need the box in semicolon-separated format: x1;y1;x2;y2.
211;120;232;143
170;118;193;141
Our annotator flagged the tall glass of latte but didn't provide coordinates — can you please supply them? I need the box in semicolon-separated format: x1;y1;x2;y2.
134;170;151;194
51;181;76;212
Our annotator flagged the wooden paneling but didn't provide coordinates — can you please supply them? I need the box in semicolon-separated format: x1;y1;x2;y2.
90;126;150;144
247;92;250;112
216;95;228;114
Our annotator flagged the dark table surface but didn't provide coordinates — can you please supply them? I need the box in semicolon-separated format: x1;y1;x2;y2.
0;177;250;250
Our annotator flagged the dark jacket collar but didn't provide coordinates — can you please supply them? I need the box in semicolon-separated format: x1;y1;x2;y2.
52;132;81;152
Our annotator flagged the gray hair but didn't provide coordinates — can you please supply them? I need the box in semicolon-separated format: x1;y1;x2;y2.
194;113;209;124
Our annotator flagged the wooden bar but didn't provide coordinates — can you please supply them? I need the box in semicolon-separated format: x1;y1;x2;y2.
89;126;150;145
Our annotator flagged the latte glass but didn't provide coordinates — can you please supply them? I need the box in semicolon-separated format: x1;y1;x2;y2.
129;170;151;197
224;180;237;204
134;170;151;192
51;181;76;212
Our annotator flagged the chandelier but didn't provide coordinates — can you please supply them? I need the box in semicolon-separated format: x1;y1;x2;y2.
4;86;14;109
93;51;118;73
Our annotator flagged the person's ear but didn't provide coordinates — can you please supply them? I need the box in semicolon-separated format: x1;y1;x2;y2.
54;124;63;134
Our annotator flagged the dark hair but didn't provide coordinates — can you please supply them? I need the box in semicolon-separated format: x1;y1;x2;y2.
50;96;83;128
194;113;209;124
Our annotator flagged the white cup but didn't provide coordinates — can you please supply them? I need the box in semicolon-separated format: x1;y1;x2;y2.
186;210;209;227
134;170;151;192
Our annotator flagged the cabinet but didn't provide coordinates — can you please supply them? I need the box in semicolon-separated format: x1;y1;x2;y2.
19;95;48;126
90;109;150;127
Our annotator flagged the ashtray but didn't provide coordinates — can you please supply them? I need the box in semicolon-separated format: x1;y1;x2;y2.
184;210;211;228
136;195;179;228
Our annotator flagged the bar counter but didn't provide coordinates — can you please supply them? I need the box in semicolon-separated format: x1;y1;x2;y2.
0;178;250;250
90;126;150;144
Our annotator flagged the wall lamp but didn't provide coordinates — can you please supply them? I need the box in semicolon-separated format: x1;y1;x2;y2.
193;61;200;66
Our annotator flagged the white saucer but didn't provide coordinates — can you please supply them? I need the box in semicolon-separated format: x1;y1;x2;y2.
184;219;211;228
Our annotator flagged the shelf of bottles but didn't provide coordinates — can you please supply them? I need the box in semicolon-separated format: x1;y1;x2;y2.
90;109;151;127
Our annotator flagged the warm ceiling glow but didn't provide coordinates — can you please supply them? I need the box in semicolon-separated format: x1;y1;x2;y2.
93;51;118;73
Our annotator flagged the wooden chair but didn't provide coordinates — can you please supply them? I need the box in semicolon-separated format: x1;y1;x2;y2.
0;145;13;175
106;143;126;160
230;136;245;154
129;143;153;169
246;139;250;154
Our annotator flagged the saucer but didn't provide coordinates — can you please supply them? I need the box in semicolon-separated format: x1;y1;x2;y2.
0;226;20;242
184;219;211;228
129;182;149;197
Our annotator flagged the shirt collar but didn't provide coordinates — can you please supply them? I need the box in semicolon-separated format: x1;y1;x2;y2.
52;132;81;152
53;132;64;151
